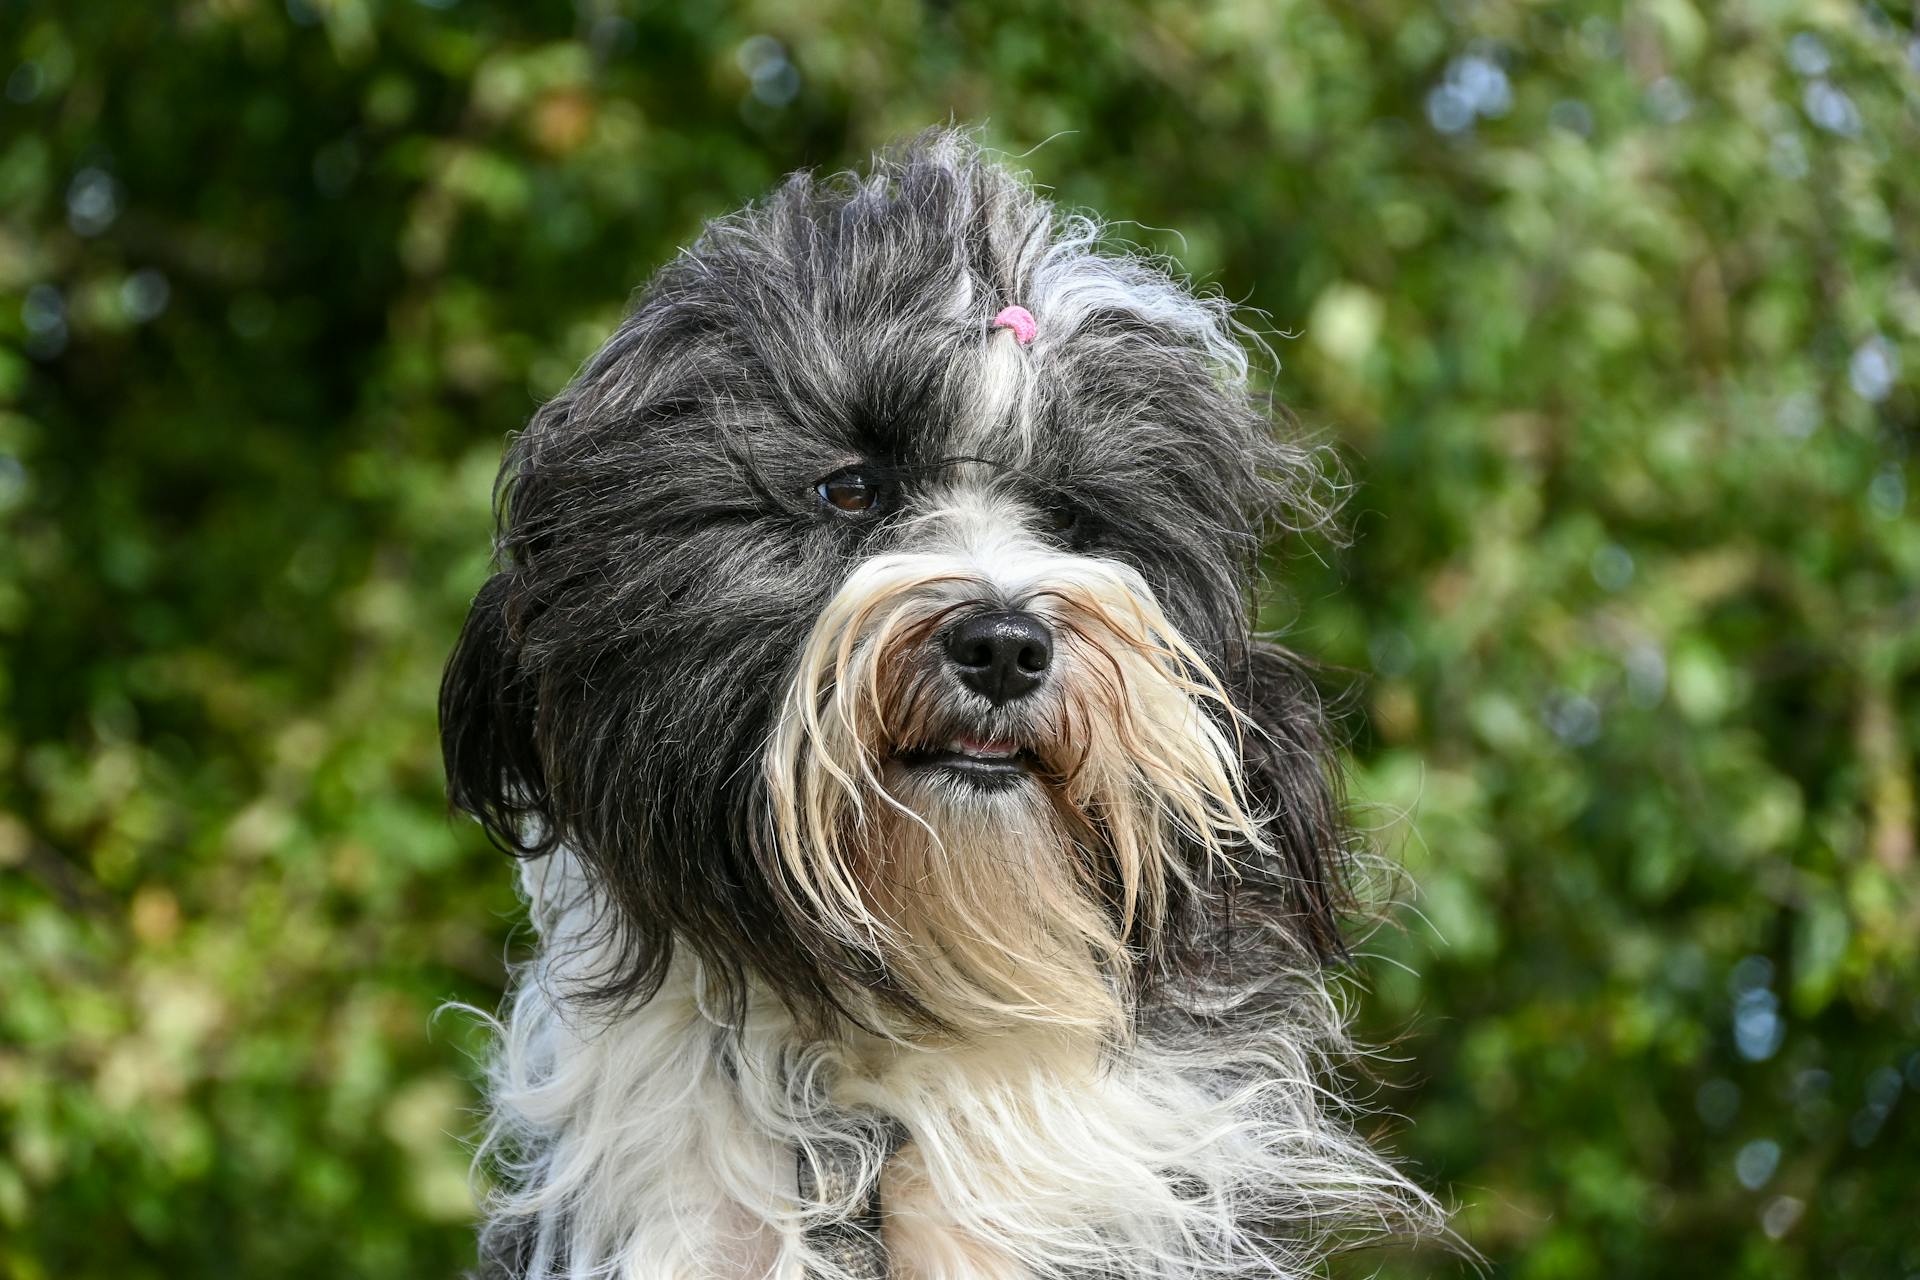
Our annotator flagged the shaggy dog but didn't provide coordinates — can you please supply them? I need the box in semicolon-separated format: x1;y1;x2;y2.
441;132;1442;1279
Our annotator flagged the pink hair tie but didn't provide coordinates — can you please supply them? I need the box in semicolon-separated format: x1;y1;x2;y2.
991;305;1037;346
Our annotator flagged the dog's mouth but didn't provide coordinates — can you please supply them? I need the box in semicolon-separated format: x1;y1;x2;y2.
896;735;1038;788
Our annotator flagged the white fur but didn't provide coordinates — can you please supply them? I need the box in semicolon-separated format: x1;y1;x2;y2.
473;845;1442;1280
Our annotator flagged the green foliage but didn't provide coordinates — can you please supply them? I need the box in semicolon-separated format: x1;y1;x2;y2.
2;2;1915;1276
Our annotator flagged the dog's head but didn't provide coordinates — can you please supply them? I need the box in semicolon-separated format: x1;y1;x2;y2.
441;133;1349;1038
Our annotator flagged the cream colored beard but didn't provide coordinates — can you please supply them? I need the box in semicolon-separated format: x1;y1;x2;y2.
763;509;1267;1042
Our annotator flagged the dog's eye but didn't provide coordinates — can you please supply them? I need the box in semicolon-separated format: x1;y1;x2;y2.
1037;503;1081;544
816;471;880;515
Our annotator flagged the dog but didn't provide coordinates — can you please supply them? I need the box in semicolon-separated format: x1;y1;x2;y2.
440;131;1443;1279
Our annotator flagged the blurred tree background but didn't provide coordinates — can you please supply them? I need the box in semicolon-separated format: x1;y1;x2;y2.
2;0;1916;1276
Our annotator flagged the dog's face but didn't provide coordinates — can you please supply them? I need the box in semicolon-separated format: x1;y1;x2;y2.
442;137;1347;1037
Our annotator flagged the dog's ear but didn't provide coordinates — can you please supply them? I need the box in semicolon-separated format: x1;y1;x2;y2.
440;572;551;854
1238;641;1351;961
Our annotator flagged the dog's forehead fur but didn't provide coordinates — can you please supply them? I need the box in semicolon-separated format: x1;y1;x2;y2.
510;134;1307;644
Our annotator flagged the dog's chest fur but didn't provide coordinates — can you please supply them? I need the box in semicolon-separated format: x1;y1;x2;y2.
474;850;1409;1280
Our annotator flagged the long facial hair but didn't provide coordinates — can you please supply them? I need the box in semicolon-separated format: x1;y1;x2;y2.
765;490;1269;1041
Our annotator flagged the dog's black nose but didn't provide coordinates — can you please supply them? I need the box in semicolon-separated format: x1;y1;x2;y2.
945;611;1053;705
